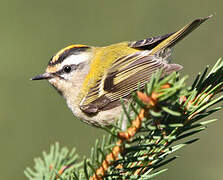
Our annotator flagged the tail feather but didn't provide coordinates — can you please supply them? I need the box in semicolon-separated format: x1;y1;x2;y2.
150;15;213;55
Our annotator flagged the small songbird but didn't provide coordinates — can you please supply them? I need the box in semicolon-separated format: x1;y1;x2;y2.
31;16;211;127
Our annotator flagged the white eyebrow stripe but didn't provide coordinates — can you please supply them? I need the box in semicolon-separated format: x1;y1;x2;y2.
61;53;90;67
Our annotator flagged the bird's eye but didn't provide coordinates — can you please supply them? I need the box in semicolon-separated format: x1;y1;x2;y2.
63;65;72;73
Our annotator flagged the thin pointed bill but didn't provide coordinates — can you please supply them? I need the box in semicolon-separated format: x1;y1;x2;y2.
31;72;53;80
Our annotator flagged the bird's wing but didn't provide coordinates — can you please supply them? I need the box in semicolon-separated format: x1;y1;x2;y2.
129;33;174;50
79;51;182;114
80;15;212;114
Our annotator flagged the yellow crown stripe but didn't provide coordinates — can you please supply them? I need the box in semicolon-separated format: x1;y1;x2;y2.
52;44;87;63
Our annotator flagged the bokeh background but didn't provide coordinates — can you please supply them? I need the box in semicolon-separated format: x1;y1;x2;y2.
0;0;222;179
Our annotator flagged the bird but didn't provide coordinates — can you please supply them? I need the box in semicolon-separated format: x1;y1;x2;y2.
31;15;212;127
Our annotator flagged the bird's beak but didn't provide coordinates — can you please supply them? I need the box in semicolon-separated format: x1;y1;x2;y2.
31;72;53;80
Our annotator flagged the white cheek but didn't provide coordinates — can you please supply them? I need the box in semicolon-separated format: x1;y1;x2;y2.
60;71;75;80
61;53;91;67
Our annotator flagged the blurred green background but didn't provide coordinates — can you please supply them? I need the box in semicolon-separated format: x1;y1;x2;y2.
0;0;222;179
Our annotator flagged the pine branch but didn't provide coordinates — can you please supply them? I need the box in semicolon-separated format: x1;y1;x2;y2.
25;58;223;180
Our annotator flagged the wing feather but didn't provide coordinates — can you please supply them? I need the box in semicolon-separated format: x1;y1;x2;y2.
79;51;182;114
129;33;174;49
79;16;212;114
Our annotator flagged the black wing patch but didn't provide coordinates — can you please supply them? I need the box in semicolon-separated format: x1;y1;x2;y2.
129;33;174;50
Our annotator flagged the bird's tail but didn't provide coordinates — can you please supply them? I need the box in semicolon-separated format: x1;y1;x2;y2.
150;15;213;55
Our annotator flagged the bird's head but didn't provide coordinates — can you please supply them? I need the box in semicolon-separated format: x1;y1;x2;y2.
31;44;94;96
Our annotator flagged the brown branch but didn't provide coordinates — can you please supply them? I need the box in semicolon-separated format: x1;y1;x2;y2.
90;88;165;180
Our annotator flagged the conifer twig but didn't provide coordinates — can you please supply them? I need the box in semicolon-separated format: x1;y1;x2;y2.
25;58;223;180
